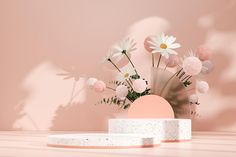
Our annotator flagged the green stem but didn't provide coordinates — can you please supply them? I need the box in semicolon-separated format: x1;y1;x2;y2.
128;78;133;84
156;55;162;68
159;72;177;96
179;71;186;79
186;75;192;82
181;75;191;81
107;58;121;73
164;62;169;71
176;68;183;76
106;86;116;91
126;79;134;90
159;68;182;96
108;56;134;91
123;52;138;75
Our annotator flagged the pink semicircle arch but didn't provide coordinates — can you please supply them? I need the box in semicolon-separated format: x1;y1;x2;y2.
128;95;175;118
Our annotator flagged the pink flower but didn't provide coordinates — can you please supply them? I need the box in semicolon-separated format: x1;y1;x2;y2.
144;36;154;53
182;56;202;76
196;46;212;61
86;77;98;88
133;79;147;93
165;55;180;67
115;85;128;100
93;81;106;93
196;81;209;94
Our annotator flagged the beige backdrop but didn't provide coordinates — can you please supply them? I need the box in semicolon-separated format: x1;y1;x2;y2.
1;0;236;131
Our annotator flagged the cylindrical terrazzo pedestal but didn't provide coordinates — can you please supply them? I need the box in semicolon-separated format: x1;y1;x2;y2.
47;133;161;149
109;119;191;142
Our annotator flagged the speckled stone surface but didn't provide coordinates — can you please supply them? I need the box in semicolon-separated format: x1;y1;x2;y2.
47;133;161;148
109;119;191;142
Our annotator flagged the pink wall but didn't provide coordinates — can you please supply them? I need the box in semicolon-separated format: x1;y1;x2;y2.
1;0;236;131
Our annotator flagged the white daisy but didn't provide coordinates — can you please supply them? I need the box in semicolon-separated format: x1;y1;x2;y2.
103;38;138;75
111;38;137;62
116;65;136;82
103;49;114;62
148;33;181;58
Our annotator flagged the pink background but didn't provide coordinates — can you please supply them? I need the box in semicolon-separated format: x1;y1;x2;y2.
0;0;236;131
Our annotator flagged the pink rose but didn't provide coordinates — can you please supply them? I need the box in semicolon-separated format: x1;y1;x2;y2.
86;77;98;88
133;79;147;93
144;36;154;53
115;85;128;100
93;81;106;93
196;46;212;61
196;81;209;94
182;56;202;76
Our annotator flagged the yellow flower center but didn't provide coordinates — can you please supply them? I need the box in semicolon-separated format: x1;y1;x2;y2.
160;43;167;49
124;73;129;78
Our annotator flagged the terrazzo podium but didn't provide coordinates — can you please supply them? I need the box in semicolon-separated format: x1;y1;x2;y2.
109;119;191;142
47;119;191;149
2;131;236;157
47;133;161;148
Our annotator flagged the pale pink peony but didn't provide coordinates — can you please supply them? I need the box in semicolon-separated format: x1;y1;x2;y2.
196;46;212;61
86;77;98;88
201;60;214;74
189;94;199;104
144;36;154;53
115;85;128;100
93;80;106;93
196;81;209;93
165;55;180;67
133;79;147;93
182;56;202;76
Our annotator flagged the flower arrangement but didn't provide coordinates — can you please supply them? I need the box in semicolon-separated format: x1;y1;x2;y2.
87;33;213;117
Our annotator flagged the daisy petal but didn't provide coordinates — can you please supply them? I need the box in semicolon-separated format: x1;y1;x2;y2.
147;40;158;46
152;49;161;53
167;48;178;55
149;46;157;50
112;52;122;58
113;45;123;52
161;33;165;40
169;43;181;49
153;47;162;52
162;52;169;59
166;36;176;44
146;33;180;58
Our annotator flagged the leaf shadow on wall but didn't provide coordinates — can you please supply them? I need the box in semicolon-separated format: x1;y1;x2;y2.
0;0;148;130
1;0;236;131
193;53;236;131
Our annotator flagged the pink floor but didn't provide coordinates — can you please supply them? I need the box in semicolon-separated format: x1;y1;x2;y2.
0;131;236;157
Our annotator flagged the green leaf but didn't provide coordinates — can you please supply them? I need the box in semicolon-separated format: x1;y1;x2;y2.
130;74;140;79
183;80;192;87
123;104;130;109
109;80;125;86
110;97;113;104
